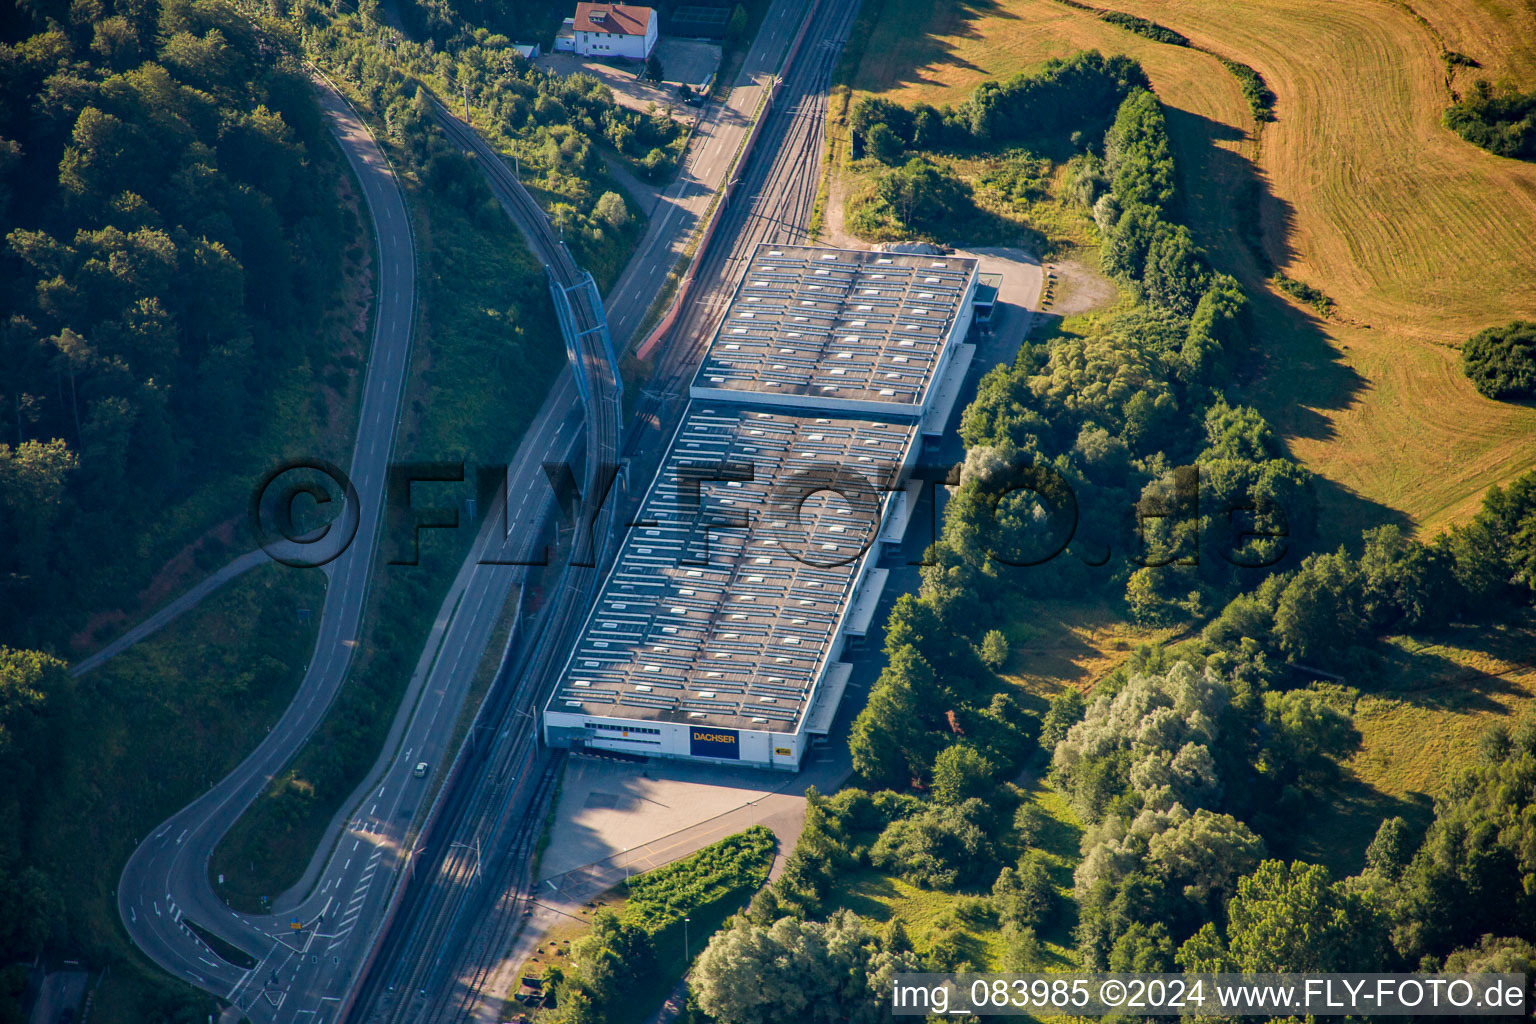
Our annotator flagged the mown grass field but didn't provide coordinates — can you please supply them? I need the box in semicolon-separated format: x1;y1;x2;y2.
996;597;1186;708
1292;611;1536;874
825;783;1085;968
1420;0;1536;84
845;0;1536;539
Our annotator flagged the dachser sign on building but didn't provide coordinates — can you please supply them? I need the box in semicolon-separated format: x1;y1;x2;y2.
539;245;982;771
689;727;740;760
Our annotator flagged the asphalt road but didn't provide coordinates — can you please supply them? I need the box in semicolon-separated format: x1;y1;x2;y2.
68;0;807;679
603;0;812;352
116;62;608;1023
116;68;419;1019
340;103;641;1024
115;3;833;1018
222;390;587;1024
344;2;864;1021
162;72;627;1024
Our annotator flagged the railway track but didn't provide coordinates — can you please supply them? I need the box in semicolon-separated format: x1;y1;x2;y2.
625;0;860;462
350;570;583;1024
349;4;861;1019
345;104;622;1024
432;103;621;514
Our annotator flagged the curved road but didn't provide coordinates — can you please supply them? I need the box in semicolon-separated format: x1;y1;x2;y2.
116;59;628;1024
346;1;860;1020
116;5;834;1016
117;62;625;1023
71;0;809;683
116;68;418;1017
237;91;633;1024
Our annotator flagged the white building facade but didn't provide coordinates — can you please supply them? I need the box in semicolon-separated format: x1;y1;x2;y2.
570;3;657;59
542;246;981;771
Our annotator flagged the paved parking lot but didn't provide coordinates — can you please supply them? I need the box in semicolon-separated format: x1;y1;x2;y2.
653;37;723;87
539;756;793;879
537;38;721;117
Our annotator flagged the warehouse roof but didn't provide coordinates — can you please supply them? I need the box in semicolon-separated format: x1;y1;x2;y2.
691;244;977;410
549;404;914;732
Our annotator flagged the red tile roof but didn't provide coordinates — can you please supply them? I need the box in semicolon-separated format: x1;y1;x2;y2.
573;3;654;35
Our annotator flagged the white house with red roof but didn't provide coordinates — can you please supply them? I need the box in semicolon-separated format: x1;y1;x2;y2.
557;3;658;60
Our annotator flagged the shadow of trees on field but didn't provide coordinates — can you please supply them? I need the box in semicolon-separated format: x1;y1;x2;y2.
1163;107;1299;281
1289;768;1433;875
833;869;902;919
1009;641;1096;695
865;0;1016;94
1161;107;1407;548
1291;616;1536;871
1366;616;1536;713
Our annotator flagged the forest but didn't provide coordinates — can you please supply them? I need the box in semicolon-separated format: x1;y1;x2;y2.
294;0;686;284
0;0;349;650
0;0;690;997
0;0;360;991
674;61;1536;1023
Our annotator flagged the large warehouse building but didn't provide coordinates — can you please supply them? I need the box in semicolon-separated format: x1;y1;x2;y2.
542;244;981;770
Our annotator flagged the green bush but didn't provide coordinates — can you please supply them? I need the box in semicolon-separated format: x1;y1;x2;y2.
865;122;905;164
1444;80;1536;159
1103;89;1175;208
1219;58;1277;121
1462;320;1536;400
870;798;1001;889
876;157;972;231
993;853;1057;929
1441;49;1479;71
1272;272;1333;315
848;50;1148;156
623;826;776;932
1099;11;1188;46
1093;89;1217;314
566;908;656;1017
